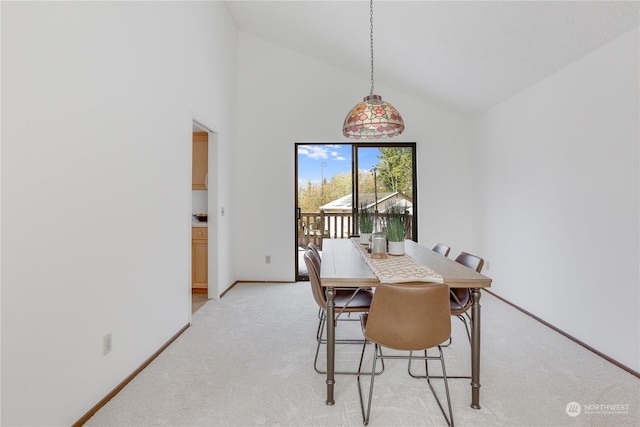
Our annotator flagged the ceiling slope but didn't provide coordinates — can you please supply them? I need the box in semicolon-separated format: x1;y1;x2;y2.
227;0;639;116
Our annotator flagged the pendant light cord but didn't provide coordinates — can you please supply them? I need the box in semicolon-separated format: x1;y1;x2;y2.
369;0;375;98
342;0;404;139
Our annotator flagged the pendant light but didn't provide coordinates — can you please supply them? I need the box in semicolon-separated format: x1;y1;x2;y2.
343;0;404;140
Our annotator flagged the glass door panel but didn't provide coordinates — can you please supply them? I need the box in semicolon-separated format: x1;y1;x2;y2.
295;144;352;280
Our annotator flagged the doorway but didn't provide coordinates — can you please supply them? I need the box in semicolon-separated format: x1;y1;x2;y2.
294;142;417;280
191;120;217;311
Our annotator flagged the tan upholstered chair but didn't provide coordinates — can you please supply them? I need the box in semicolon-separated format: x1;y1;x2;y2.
356;282;454;426
432;243;451;257
303;250;379;375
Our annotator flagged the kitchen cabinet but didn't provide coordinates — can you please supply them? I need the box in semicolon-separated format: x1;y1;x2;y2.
192;132;208;190
192;227;208;290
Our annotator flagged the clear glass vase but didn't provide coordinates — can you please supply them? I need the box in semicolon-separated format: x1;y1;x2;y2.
371;232;387;259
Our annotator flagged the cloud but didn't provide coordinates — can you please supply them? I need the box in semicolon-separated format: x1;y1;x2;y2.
298;144;347;162
298;145;330;160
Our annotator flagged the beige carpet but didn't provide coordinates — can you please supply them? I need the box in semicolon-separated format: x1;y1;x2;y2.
86;282;639;426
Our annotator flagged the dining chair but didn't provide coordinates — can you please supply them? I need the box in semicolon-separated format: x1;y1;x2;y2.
308;242;362;322
449;251;484;342
307;243;371;330
356;282;454;426
431;243;451;257
307;242;324;321
303;250;382;375
408;251;484;382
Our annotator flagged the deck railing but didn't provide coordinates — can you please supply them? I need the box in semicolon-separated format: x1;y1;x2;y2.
298;211;412;250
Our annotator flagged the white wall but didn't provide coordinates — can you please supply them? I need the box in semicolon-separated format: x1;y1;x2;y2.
1;2;237;425
472;28;639;372
233;33;474;281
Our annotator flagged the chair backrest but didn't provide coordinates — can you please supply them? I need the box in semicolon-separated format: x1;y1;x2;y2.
454;252;484;273
308;242;321;261
432;243;451;257
304;250;326;309
306;246;321;272
364;283;451;351
450;252;484;309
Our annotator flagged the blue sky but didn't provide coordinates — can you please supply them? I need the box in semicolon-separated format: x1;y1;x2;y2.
297;144;380;185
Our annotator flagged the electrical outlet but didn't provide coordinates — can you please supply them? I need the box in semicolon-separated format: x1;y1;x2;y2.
103;333;112;356
265;255;271;264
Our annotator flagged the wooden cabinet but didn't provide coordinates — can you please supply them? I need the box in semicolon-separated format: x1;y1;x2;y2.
192;227;208;289
192;132;208;190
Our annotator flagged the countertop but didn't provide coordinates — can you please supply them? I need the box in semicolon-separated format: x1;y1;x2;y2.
192;219;208;228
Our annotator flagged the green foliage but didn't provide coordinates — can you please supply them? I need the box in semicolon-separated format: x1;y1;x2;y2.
385;203;407;242
357;169;376;193
325;172;352;202
359;203;374;234
376;147;413;194
297;171;353;212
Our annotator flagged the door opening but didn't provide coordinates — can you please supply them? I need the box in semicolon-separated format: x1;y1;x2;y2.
294;143;417;280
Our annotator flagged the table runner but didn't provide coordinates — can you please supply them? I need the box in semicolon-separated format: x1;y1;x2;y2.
352;239;444;284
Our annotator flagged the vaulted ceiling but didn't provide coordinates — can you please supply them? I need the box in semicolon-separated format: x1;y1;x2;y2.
226;1;639;116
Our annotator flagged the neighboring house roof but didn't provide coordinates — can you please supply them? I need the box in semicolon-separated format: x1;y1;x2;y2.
320;192;412;212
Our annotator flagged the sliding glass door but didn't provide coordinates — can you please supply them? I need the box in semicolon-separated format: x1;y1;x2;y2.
295;142;417;280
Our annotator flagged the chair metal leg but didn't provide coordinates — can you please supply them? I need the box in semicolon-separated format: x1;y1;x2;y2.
357;342;379;426
317;311;362;342
315;316;384;376
424;347;454;426
316;310;325;341
458;314;471;343
362;346;453;426
408;350;471;380
440;315;471;347
408;315;471;379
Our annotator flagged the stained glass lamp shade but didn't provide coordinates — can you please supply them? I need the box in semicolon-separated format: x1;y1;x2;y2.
343;94;404;139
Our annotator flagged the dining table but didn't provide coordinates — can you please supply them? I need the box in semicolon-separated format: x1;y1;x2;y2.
319;237;492;409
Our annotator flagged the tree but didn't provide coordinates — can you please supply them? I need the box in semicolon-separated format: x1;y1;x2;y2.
324;172;352;205
375;147;413;195
298;180;321;212
358;169;376;194
297;172;353;212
